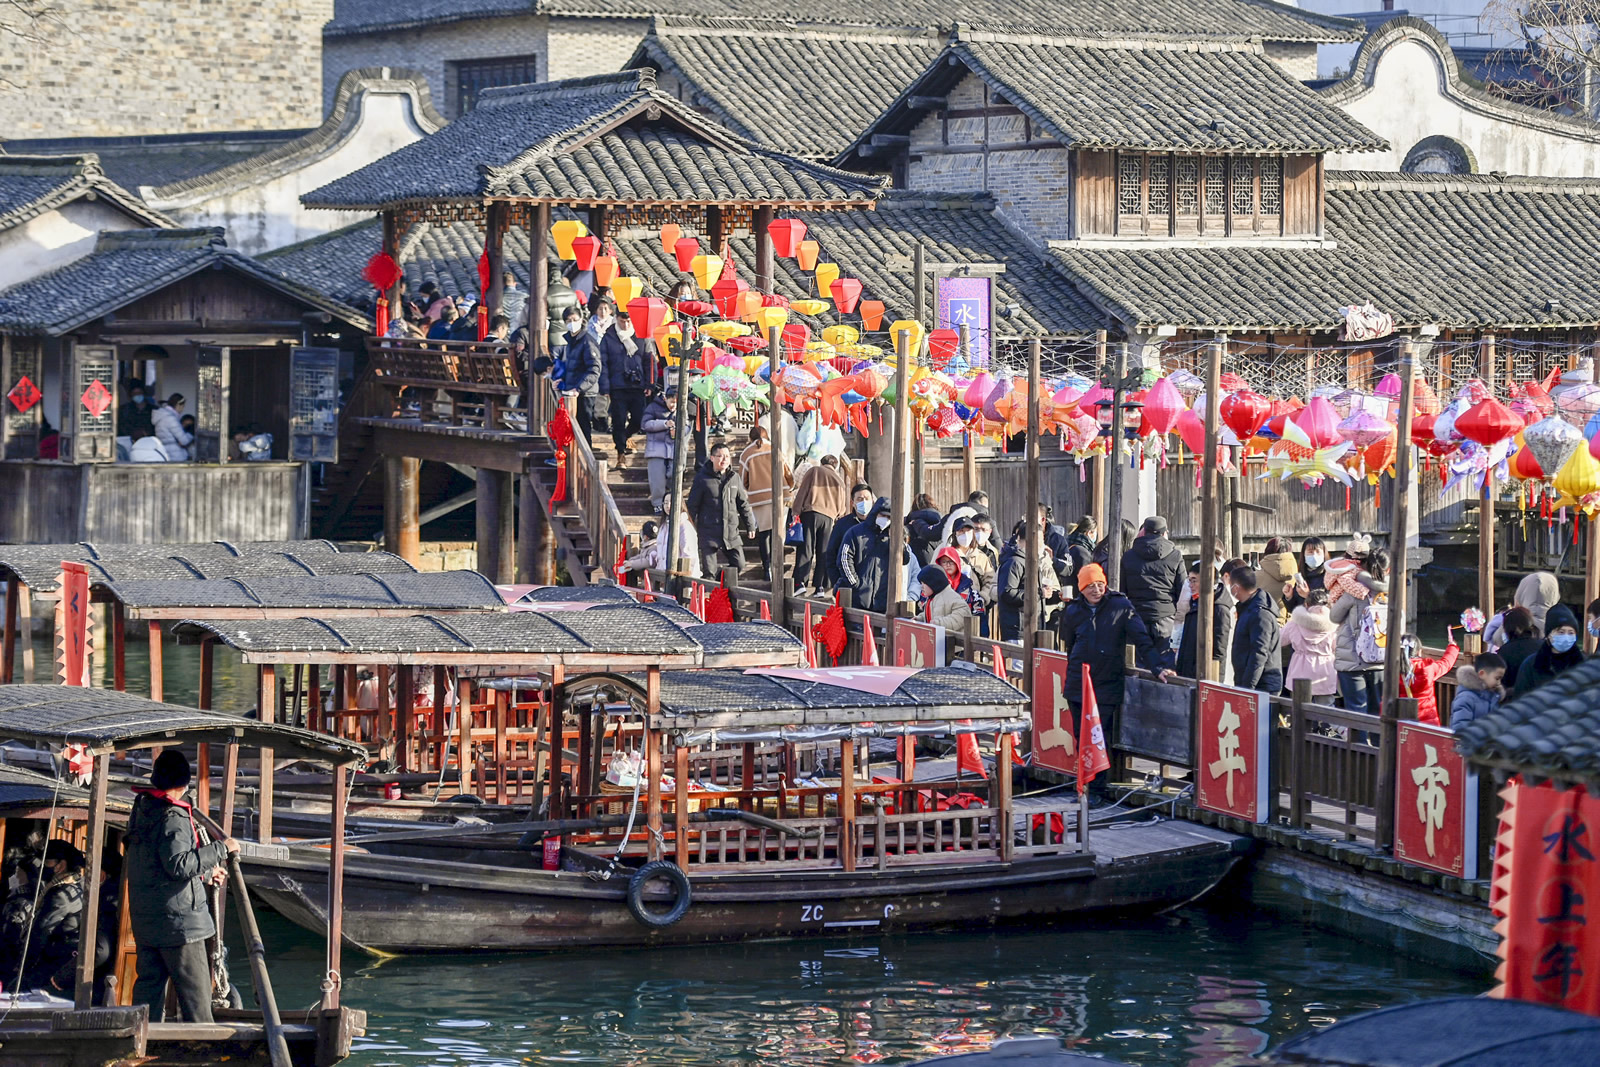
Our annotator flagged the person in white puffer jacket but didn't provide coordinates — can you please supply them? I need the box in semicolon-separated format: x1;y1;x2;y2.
151;394;193;461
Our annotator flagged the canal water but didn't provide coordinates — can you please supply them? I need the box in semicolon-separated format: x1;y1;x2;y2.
40;631;1484;1064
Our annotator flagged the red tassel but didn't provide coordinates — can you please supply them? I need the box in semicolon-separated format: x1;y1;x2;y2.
476;304;488;341
1374;479;1381;509
375;296;390;337
1344;486;1351;511
548;405;575;503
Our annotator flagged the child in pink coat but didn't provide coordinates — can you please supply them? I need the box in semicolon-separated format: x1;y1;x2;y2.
1280;589;1338;698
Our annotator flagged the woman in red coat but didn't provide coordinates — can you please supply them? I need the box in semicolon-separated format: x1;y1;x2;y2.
1397;630;1459;726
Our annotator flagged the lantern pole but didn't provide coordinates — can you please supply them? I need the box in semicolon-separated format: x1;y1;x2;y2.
1588;353;1600;653
1377;338;1418;854
889;328;913;615
1104;342;1128;590
1195;335;1225;683
1024;339;1043;663
913;242;927;500
768;323;787;627
1478;333;1497;624
1091;329;1107;535
663;335;694;595
960;322;977;500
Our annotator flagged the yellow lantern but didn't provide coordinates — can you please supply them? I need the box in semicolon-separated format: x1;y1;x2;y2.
700;320;750;341
551;219;588;260
737;290;765;323
790;299;828;317
754;306;787;332
659;223;682;256
822;324;859;346
691;253;724;291
742;355;769;378
610;276;643;307
889;320;924;356
814;262;840;297
1553;443;1600;512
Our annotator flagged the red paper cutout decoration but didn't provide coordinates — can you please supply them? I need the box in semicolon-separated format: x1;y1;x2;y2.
705;585;735;624
81;379;112;419
362;251;403;290
8;375;41;413
812;599;849;664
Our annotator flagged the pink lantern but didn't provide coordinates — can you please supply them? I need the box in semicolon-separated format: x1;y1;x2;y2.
1175;408;1207;455
1078;383;1111;420
1287;396;1343;449
1374;373;1402;399
964;372;996;410
1337;409;1394;449
1142;376;1185;435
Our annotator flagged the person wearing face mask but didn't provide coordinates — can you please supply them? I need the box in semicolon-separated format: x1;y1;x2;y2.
791;454;849;596
838;496;913;614
687;443;756;580
118;380;155;442
1587;598;1600;654
599;301;658;459
1513;602;1585;697
25;840;86;993
949;516;998;635
824;482;876;591
1287;536;1329;612
560;305;601;444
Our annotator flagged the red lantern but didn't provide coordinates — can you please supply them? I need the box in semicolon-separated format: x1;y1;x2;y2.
1511;445;1545;481
711;276;748;318
675;299;713;318
761;293;790;308
571;235;600;271
768;218;806;258
1362;434;1397;474
1220;389;1271;441
627;297;670;340
1410;413;1437;447
858;300;885;331
830;277;863;315
673;237;700;273
1455;398;1521;448
727;335;766;353
927;328;959;368
1142;376;1185;436
780;324;811;361
593;255;619;287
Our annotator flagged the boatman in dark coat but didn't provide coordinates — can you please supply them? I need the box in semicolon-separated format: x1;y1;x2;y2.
687;442;756;581
1057;563;1174;796
125;750;237;1023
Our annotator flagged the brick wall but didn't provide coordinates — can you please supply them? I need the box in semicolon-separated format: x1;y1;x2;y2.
1264;42;1318;82
545;18;650;82
322;15;550;117
1;0;333;138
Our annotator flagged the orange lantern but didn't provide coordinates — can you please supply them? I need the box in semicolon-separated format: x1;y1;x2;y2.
659;222;682;256
859;300;886;331
593;255;619;287
796;239;820;271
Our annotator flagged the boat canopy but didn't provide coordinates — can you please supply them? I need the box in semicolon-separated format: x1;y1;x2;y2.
172;607;804;669
0;763;132;814
95;571;505;619
0;685;367;764
0;540;412;595
579;664;1030;741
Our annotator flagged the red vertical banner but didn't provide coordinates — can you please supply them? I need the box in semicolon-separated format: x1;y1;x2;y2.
1030;649;1075;775
890;618;944;669
1394;722;1478;878
1195;681;1268;822
1494;781;1600;1014
55;561;90;687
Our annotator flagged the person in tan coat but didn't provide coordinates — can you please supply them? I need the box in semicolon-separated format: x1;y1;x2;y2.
790;454;849;595
1256;537;1299;620
740;426;793;581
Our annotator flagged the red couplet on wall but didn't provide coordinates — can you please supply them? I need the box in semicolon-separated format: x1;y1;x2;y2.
1493;780;1600;1014
56;561;90;687
890;618;944;670
1030;649;1075;776
1394;721;1478;878
1195;681;1269;822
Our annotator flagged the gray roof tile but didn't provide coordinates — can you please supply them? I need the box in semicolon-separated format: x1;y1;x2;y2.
0;155;172;232
1455;655;1600;779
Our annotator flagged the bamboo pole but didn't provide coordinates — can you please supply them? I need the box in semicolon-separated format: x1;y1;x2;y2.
259;665;275;844
960;322;976;499
1024;338;1043;662
73;751;111;1009
768;323;787;625
1377;340;1417;854
889;328;913;610
1091;329;1107;534
1478;333;1497;619
1105;343;1128;589
1196;337;1224;683
324;764;347;1009
662;337;694;592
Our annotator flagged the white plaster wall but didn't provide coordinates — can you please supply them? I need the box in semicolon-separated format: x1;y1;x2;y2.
1325;38;1600;175
0;200;146;291
149;91;431;255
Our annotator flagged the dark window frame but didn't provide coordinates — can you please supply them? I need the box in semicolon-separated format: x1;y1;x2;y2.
454;54;540;115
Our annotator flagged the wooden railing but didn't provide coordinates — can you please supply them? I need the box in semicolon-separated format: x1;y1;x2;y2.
364;337;522;429
542;376;629;584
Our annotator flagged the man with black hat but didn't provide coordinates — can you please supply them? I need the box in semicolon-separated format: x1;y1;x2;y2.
125;750;237;1022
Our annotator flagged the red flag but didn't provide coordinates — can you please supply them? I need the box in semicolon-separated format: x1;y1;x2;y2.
956;730;988;779
1077;664;1109;793
862;620;881;666
614;542;627;582
991;644;1006;679
759;598;771;620
803;602;818;668
992;644;1024;764
641;569;654;602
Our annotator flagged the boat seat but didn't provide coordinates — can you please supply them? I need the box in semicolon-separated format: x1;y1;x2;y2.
147;1021;315;1042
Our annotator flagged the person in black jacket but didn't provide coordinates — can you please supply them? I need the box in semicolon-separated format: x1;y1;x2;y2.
1228;565;1283;693
1120;516;1186;645
1064;516;1096;592
1177;558;1233;682
25;840;85;993
1495;606;1542;689
838;497;912;613
823;483;875;589
1036;504;1072;585
1057;562;1174;785
905;494;944;567
999;519;1063;640
126;750;238;1023
558;306;601;444
686;444;756;580
1513;602;1585;698
598;307;658;457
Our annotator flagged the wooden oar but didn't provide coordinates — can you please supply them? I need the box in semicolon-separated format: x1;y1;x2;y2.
194;811;292;1067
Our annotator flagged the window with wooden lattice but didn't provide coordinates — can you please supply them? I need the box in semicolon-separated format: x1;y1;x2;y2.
1118;155;1143;216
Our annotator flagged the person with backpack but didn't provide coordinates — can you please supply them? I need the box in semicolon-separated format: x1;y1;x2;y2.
905;493;944;567
1329;548;1389;714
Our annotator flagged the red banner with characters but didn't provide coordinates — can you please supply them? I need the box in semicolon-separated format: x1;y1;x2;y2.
1195;682;1268;822
1394;722;1478;878
1493;780;1600;1014
1030;649;1075;775
54;562;90;687
891;618;944;669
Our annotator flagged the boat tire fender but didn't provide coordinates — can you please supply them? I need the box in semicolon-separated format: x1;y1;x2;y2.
626;861;691;927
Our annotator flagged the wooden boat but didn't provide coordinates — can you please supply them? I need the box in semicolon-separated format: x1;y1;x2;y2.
242;664;1246;954
0;685;368;1067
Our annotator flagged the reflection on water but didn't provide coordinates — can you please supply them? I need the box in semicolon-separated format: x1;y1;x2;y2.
18;629;259;711
253;903;1481;1067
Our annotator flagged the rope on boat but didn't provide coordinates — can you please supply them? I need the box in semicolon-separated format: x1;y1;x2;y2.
0;754;66;1024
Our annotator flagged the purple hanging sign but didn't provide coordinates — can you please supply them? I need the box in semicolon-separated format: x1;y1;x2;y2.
935;276;992;369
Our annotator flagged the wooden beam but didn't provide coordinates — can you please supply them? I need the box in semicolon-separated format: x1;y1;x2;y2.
1478;334;1497;622
839;738;856;872
485;201;507;317
475;467;514;583
1023;338;1042;665
646;667;663;862
674;742;690;869
367;424;537;473
259;665;276;843
324;763;347;1009
73;751;111;1009
147;621;163;702
1376;342;1418;854
383;455;421;565
905;95;945;110
1195;337;1224;684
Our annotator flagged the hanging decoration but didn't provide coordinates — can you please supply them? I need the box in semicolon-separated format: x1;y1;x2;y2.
768;218;807;257
813;262;841;297
1522;414;1585;478
610;276;643;307
1455;398;1522;448
551;219;587;260
830;277;863;314
570;234;601;271
858;300;886;331
593;254;619;287
673;237;700;273
659;222;682;256
796;239;821;271
691;253;724;291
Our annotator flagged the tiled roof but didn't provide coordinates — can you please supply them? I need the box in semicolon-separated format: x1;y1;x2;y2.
302;69;883;210
0;227;371;335
633;24;944;159
3;134;306;194
1051;172;1600;331
266;193;1106;336
1454;655;1600;780
0;155;172;232
325;0;1361;43
96;571;505;611
838;37;1385;163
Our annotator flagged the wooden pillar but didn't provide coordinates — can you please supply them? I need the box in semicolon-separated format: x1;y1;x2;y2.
147;621;163;702
307;666;321;735
1023;339;1042;664
645;666;663;861
475;467;514;584
396;665;415;774
1;576;15;685
888;328;913;608
530;203;550;401
546;665;564;816
1376;342;1418;854
381;210;403;320
324;763;348;1008
485;201;507;315
673;742;690;869
1090;329;1108;533
111;603;126;692
383;456;421;566
960;323;977;501
221;743;239;839
576;697;593;804
457;676;474;797
1588;355;1600;654
707;207;726;255
495;690;509;805
767;323;788;622
1195;337;1224;684
839;738;857;871
259;665;276;843
753;206;774;293
1104;343;1128;589
996;732;1014;861
1478;334;1497;618
73;751;111;1009
17;584;32;684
